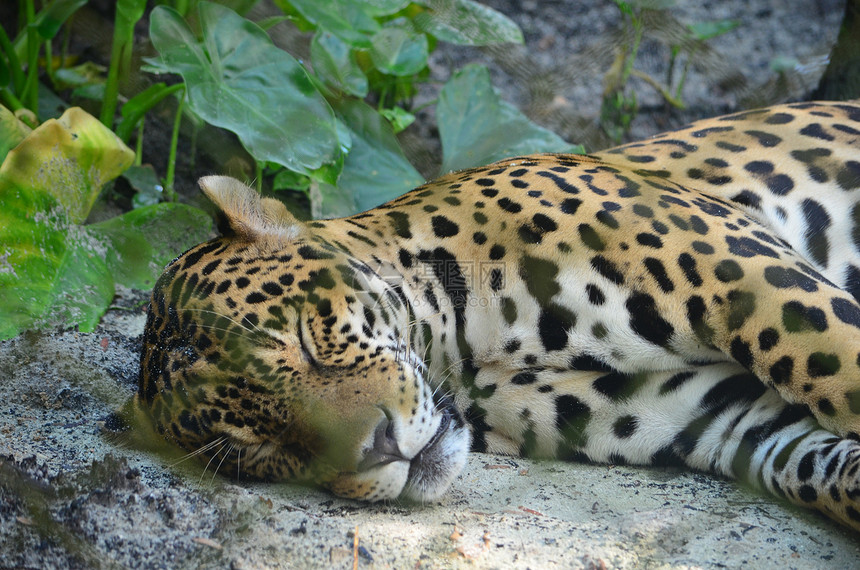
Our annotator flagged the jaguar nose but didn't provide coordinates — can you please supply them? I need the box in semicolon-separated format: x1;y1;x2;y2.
357;415;407;472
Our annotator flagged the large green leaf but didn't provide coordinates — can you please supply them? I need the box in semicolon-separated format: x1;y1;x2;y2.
24;227;117;338
413;0;523;46
11;0;88;57
36;0;89;39
0;107;133;224
314;100;423;218
0;107;211;339
149;2;341;174
310;32;368;97
0;107;134;338
437;65;582;173
369;25;429;77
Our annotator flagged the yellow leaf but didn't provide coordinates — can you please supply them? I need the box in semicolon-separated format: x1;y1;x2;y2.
0;107;134;224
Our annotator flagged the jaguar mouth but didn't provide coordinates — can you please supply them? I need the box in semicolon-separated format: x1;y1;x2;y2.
400;396;469;502
407;411;452;472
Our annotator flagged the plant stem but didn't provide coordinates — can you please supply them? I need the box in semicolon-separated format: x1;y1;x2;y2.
101;0;147;128
630;69;685;109
24;0;39;114
0;21;26;95
675;59;691;101
0;88;24;111
61;15;73;68
164;88;186;201
666;46;679;93
620;14;643;87
100;23;126;127
44;38;55;89
115;82;184;142
256;161;263;193
189;122;197;172
134;120;144;166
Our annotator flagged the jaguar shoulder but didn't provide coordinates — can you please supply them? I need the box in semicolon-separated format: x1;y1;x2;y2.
125;101;860;532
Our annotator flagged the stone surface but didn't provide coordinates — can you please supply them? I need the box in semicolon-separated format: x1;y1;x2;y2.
2;1;858;567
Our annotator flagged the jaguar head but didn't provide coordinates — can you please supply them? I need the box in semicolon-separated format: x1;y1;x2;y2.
121;176;469;501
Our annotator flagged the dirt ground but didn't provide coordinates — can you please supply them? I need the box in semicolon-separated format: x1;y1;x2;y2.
2;1;859;568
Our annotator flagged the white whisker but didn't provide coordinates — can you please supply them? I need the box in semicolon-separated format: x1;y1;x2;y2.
211;442;235;483
171;437;227;467
198;439;229;484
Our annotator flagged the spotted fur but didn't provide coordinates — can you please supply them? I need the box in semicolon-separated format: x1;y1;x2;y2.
128;102;860;531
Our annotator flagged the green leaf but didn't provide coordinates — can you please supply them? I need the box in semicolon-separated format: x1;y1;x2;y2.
116;83;185;142
413;0;523;46
688;20;740;41
274;0;410;46
53;61;107;90
0;105;32;164
311;31;368;97
0;107;134;224
37;82;68;120
273;168;311;192
0;53;9;86
35;0;89;39
89;202;212;289
71;83;106;102
379;106;415;133
115;0;148;30
307;116;352;187
313;99;423;217
614;0;633;16
139;56;172;76
0;107;135;339
369;26;428;76
0;107;212;339
3;224;118;338
437;65;581;173
122;164;164;208
149;2;341;174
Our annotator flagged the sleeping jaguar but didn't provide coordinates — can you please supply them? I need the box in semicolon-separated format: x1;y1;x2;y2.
126;101;860;532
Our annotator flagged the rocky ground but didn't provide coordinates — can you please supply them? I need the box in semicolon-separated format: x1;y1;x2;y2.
2;0;859;568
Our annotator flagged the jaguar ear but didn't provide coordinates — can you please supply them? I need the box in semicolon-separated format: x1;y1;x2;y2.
198;175;302;243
